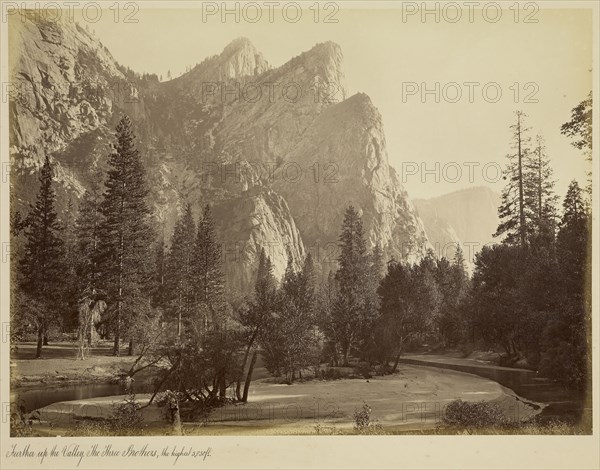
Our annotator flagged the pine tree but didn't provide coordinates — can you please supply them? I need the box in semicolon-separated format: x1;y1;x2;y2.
261;251;318;382
332;206;371;365
75;176;104;296
61;197;80;331
166;204;196;337
371;244;385;279
556;180;588;298
299;252;316;314
358;245;385;362
98;115;153;356
236;247;277;401
453;245;467;275
254;247;276;310
194;204;226;329
526;135;558;247
151;223;167;312
495;111;534;246
539;180;590;389
416;250;442;339
18;156;65;358
437;247;470;346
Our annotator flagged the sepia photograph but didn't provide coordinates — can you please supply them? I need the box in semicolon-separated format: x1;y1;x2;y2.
0;1;598;469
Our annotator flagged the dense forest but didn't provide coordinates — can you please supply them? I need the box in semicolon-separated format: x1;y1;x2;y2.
10;93;592;426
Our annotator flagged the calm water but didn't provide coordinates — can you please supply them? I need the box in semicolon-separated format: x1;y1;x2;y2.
12;380;154;414
399;357;591;425
12;358;590;428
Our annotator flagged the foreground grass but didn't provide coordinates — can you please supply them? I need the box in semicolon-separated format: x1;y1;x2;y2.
16;419;588;437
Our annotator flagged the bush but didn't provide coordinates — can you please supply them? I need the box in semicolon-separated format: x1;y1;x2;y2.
443;399;509;428
497;354;520;367
374;363;393;376
355;363;372;379
9;407;33;437
69;419;111;436
318;368;344;381
109;393;145;435
353;402;385;434
313;423;342;435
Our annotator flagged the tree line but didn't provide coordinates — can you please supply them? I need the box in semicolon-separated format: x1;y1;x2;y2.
10;92;591;422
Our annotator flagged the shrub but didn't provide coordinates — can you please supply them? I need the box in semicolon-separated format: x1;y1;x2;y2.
318;368;344;380
69;419;111;436
353;402;385;434
374;363;393;376
443;399;509;428
313;423;342;435
355;363;372;379
497;354;520;367
110;392;145;435
10;408;33;437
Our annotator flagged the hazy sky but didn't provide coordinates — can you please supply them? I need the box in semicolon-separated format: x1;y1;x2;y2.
84;5;592;200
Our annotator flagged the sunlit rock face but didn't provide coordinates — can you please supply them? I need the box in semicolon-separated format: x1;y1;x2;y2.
10;15;433;292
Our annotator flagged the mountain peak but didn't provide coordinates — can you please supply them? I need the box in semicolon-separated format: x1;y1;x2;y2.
212;36;269;80
222;36;255;56
318;92;380;128
307;41;342;59
270;40;347;102
301;41;344;74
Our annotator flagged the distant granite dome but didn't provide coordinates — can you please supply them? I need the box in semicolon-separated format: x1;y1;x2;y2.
414;186;501;269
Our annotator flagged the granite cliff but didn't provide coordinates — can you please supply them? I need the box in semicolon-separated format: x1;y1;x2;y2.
9;13;434;292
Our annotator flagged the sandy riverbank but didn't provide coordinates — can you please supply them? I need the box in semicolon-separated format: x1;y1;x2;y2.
11;342;142;388
27;364;542;436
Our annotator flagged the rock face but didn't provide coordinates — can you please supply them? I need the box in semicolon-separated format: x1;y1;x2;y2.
273;92;430;265
9;14;432;292
414;186;501;269
8;13;126;203
212;188;305;292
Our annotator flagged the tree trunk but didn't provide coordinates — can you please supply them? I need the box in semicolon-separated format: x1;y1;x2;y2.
114;231;124;356
392;335;404;373
219;373;226;399
128;339;134;356
342;345;350;367
177;290;182;338
242;350;258;403
113;328;120;356
517;112;527;246
537;144;543;221
171;400;183;436
391;351;402;373
113;301;121;356
236;328;258;400
36;325;43;358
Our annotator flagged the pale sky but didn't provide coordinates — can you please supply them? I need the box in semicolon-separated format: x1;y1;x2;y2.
83;5;592;200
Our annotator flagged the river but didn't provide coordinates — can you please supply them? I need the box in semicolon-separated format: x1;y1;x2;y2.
399;355;591;425
12;355;590;429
